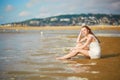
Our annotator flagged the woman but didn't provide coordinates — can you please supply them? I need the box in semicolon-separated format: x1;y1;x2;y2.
56;26;101;59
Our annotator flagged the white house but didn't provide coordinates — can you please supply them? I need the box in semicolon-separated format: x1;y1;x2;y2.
50;18;58;21
60;18;70;22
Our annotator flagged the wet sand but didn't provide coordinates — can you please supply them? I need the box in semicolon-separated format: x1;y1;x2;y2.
64;36;120;80
0;29;120;80
51;35;120;80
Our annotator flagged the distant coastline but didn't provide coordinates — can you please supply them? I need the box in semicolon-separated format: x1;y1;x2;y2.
1;14;120;26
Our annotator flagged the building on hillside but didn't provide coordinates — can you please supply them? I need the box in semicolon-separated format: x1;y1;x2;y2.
29;21;40;26
50;18;58;22
60;18;70;22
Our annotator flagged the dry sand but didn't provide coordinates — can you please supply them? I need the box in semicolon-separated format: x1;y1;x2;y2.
0;25;120;30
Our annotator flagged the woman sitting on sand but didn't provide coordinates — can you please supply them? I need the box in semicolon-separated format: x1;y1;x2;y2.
57;26;101;59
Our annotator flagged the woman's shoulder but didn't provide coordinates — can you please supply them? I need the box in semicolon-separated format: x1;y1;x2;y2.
88;34;98;42
88;34;94;38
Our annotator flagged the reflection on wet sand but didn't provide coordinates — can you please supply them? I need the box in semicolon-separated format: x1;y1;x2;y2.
59;60;99;74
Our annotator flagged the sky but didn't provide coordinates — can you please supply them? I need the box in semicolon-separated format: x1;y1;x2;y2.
0;0;120;24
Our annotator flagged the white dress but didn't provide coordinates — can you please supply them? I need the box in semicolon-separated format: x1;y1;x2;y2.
88;37;101;59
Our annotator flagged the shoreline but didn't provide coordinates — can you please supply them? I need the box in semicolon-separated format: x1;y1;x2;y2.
0;25;120;31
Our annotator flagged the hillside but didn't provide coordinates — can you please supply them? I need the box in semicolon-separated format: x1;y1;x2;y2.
2;14;120;26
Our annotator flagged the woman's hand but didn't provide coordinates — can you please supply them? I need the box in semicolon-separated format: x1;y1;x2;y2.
76;31;82;43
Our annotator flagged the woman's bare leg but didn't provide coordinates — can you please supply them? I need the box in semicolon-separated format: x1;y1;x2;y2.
56;50;78;60
56;49;90;60
77;49;90;58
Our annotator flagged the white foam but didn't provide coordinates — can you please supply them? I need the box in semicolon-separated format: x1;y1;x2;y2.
67;76;88;80
90;71;100;74
75;62;97;66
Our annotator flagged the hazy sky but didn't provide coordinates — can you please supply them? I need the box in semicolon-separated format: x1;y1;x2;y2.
0;0;120;24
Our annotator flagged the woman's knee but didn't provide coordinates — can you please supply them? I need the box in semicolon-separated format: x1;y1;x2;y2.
74;50;80;55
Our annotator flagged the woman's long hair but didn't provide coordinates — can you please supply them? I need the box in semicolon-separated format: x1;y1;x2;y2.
82;26;100;43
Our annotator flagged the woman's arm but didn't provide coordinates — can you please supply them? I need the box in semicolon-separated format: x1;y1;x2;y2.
79;37;87;43
78;35;92;49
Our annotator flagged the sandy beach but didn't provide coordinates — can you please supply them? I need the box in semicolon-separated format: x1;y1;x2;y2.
0;26;120;80
0;25;120;31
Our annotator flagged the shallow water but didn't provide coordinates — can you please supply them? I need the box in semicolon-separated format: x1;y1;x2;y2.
0;30;120;80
